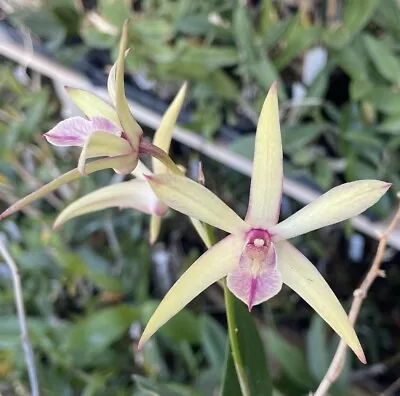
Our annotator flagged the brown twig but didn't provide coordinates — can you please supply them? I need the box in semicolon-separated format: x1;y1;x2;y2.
314;193;400;396
0;235;39;396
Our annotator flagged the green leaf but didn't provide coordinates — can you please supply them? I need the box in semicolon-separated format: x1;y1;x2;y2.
229;135;255;159
282;124;323;154
378;115;400;134
221;294;272;396
266;328;314;388
200;315;226;369
179;45;239;70
233;3;257;66
61;305;138;367
363;34;400;84
364;86;400;115
175;14;211;36
99;0;132;27
141;301;200;344
306;315;330;381
275;18;320;70
220;343;241;396
323;0;379;49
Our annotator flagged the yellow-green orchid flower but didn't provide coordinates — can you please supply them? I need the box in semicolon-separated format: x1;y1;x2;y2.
52;83;187;244
0;21;142;220
138;82;391;362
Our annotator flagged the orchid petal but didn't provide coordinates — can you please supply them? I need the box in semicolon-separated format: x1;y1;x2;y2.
44;117;93;147
44;116;122;148
149;215;162;244
146;173;247;234
131;160;153;179
246;82;283;227
275;240;365;362
65;88;121;127
54;179;166;228
152;83;187;174
271;180;391;241
227;242;282;310
0;155;135;220
77;131;132;174
138;234;243;347
189;217;212;249
114;21;143;149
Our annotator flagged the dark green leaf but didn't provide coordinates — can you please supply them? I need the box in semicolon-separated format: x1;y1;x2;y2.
141;301;200;344
200;315;226;369
221;293;272;396
266;328;314;388
61;305;138;367
363;34;400;84
323;0;379;49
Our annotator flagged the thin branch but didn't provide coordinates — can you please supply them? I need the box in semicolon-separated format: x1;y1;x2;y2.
314;194;400;396
0;235;39;396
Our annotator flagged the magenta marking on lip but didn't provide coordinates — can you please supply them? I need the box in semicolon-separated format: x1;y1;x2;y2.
248;276;257;311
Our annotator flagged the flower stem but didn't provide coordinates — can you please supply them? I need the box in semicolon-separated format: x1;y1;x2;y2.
224;280;251;396
139;139;182;175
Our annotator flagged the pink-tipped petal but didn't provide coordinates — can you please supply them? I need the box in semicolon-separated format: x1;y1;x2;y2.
227;242;282;310
44;116;122;148
271;180;391;241
246;82;283;228
275;240;365;362
138;234;243;348
44;117;93;147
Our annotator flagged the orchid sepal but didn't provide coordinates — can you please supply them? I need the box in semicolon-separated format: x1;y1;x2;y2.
54;179;167;228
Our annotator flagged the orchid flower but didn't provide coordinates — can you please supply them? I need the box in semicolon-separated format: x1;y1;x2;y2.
138;83;391;362
45;21;142;176
0;21;142;220
52;83;187;244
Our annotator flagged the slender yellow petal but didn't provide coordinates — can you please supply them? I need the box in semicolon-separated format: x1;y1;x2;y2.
65;88;121;127
138;234;244;347
149;215;162;244
54;179;164;228
189;217;212;248
115;21;143;149
0;155;135;219
246;82;283;228
77;131;132;174
152;83;187;174
147;173;247;234
272;180;391;241
275;240;366;362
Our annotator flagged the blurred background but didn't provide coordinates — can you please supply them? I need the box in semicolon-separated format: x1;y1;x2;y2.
0;0;400;395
